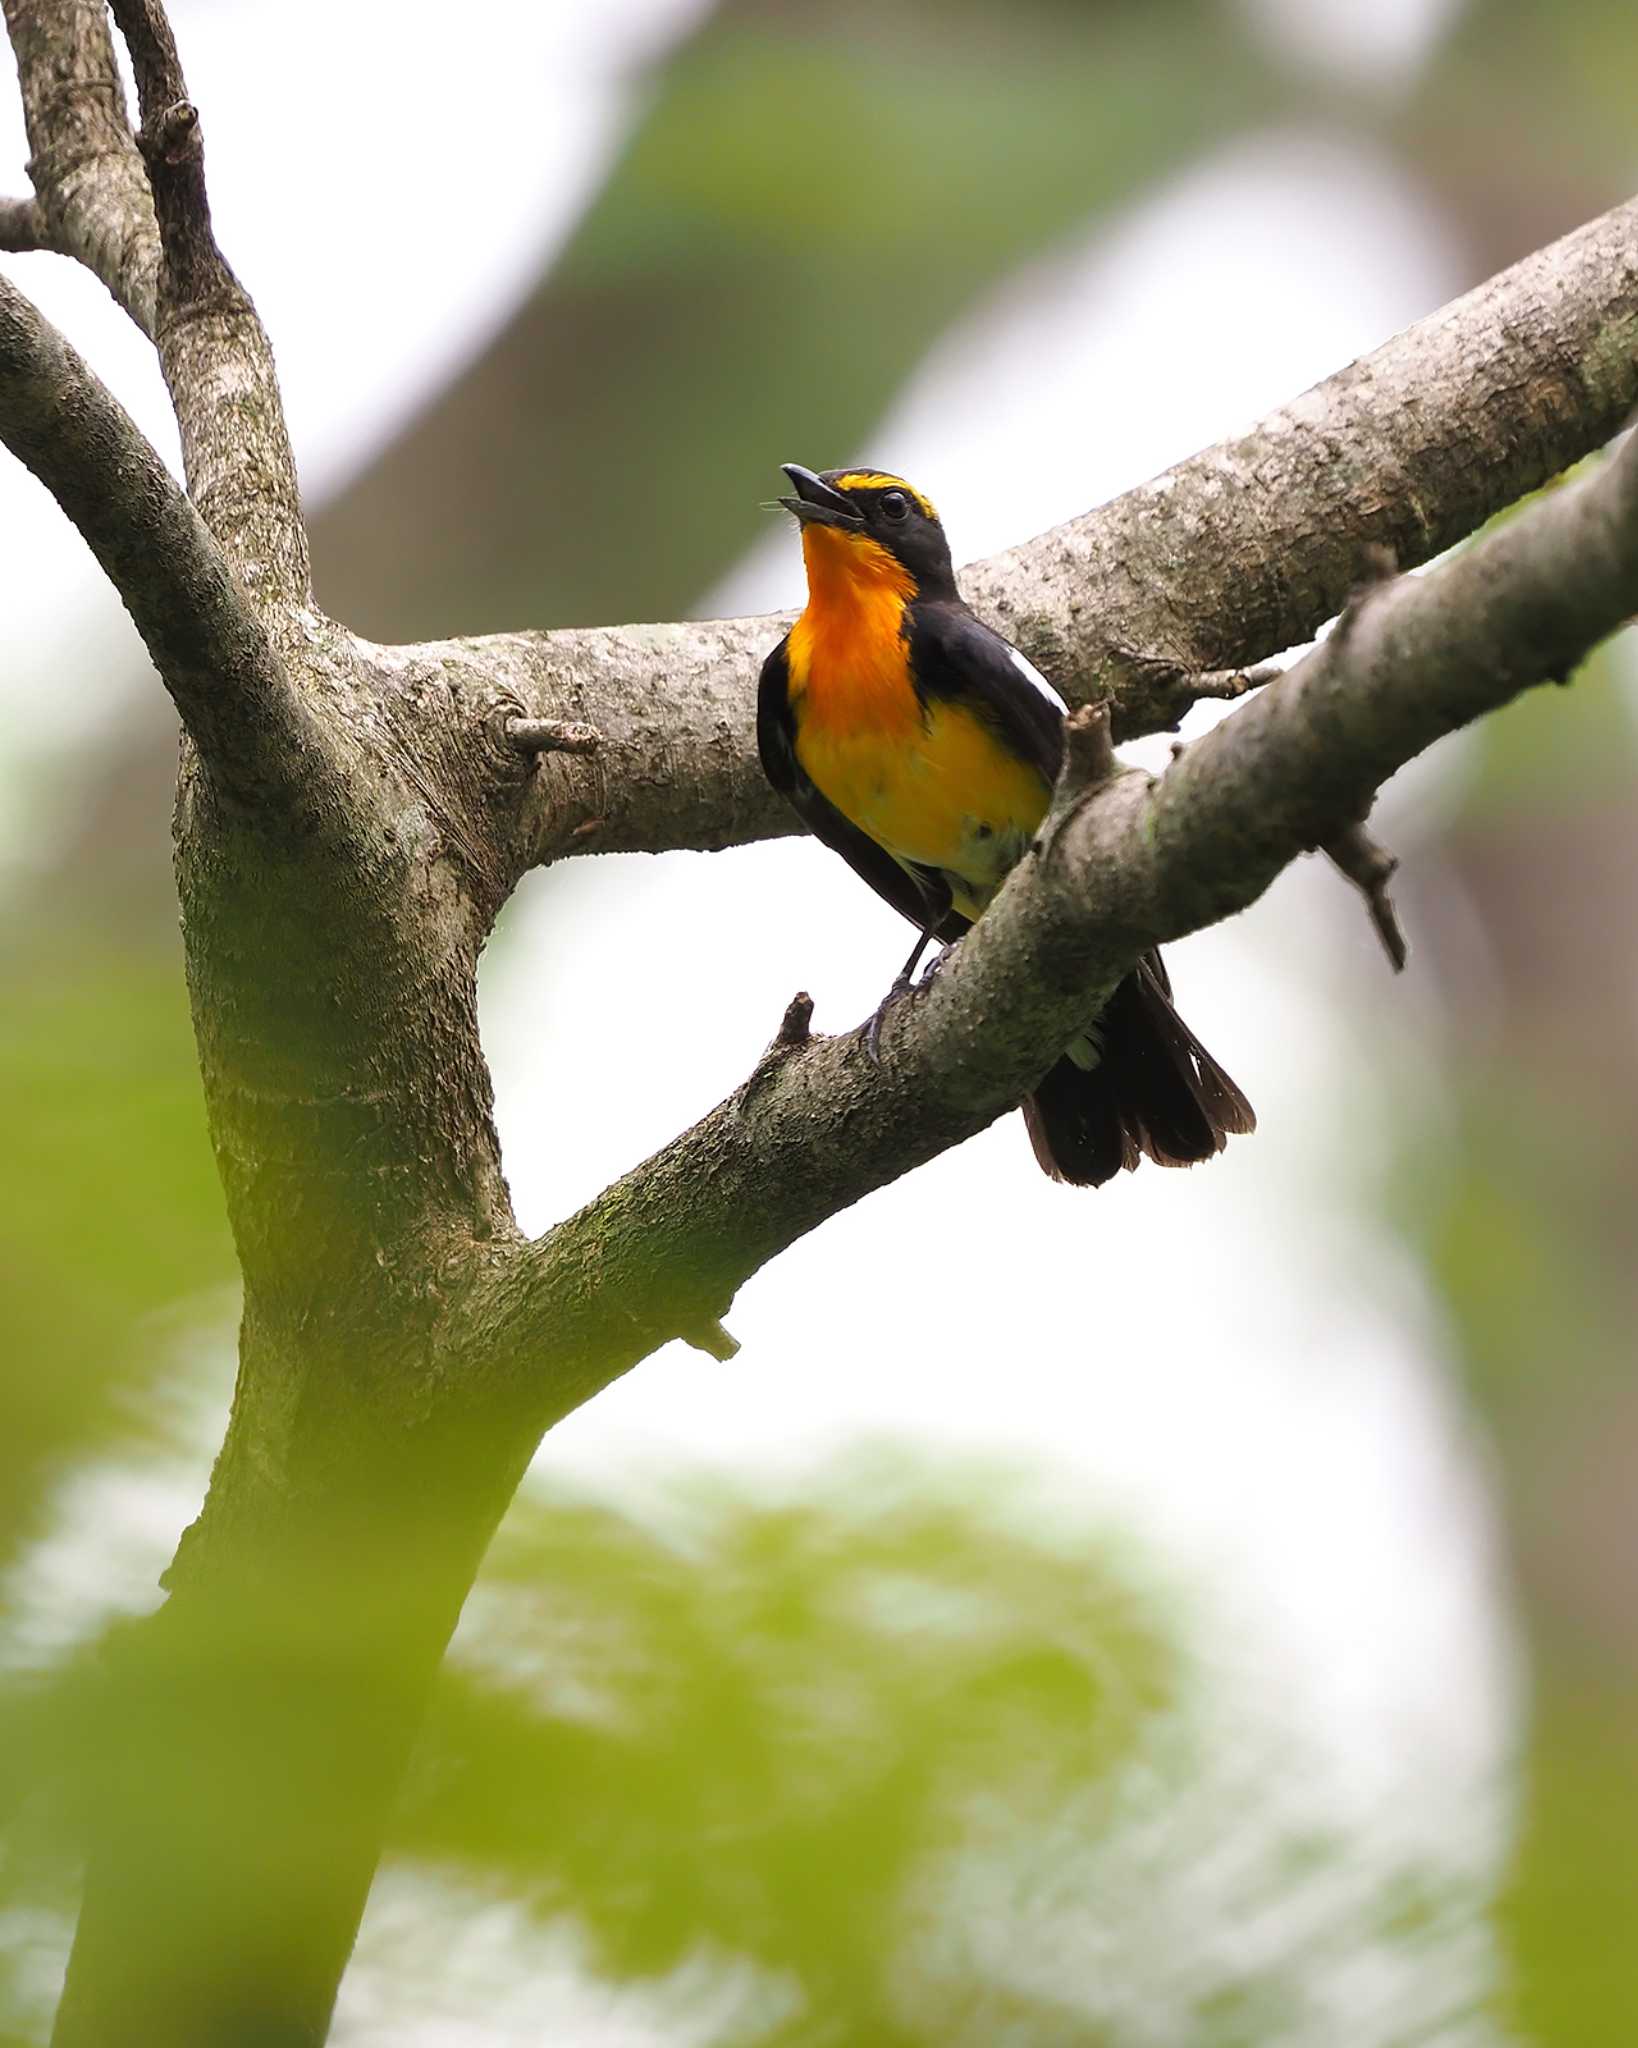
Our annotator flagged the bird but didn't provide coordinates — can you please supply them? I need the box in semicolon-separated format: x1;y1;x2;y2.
756;463;1254;1187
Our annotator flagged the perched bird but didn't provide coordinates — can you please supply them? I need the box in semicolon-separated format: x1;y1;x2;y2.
757;463;1254;1187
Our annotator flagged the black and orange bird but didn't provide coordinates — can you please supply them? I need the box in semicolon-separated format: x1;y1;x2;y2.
757;464;1255;1187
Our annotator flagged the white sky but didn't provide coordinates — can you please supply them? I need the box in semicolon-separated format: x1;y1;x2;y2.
1;0;1517;2039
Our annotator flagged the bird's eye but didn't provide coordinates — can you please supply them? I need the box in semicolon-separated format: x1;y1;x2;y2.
880;489;910;522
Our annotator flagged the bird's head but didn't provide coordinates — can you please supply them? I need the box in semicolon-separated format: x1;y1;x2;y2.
778;464;956;601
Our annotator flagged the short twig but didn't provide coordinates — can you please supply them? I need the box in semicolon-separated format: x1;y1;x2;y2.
0;196;48;253
1322;821;1409;972
506;716;602;756
1042;698;1118;844
775;991;814;1048
1107;649;1286;735
736;992;816;1117
1060;699;1116;793
1192;660;1285;703
680;1318;741;1362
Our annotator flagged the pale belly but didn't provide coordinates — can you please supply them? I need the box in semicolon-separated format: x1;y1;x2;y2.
796;698;1051;921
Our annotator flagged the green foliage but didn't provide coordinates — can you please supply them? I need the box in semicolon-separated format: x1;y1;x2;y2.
1500;1674;1638;2048
1383;620;1638;2041
0;932;232;1559
403;1459;1169;2018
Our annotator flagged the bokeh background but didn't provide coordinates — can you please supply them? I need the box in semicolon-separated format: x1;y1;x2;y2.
3;1;1636;2041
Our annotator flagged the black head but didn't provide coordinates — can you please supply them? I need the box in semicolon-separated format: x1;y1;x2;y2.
778;464;957;597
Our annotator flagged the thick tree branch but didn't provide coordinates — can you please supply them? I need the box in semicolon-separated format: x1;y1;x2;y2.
964;196;1638;703
451;192;1638;869
2;0;161;329
473;424;1638;1427
0;271;301;782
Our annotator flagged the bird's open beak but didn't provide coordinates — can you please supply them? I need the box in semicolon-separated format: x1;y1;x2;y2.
778;464;864;530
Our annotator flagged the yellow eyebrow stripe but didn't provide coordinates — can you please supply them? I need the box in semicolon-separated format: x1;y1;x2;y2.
832;472;939;522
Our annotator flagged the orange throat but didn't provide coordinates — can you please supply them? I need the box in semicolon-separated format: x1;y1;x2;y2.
787;525;919;742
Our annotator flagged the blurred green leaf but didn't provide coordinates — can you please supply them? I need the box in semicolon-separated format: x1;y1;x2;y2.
401;1456;1170;2026
0;932;232;1562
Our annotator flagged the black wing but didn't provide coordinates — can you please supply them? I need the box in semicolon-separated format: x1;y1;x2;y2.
908;599;1065;785
758;637;966;941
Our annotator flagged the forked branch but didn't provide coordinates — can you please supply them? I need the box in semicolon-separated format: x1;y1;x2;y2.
0;272;298;785
97;0;310;603
1;0;161;329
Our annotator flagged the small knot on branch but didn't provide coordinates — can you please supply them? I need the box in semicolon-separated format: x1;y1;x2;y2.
738;993;816;1114
154;99;200;165
506;716;602;757
680;1317;741;1362
1322;821;1408;972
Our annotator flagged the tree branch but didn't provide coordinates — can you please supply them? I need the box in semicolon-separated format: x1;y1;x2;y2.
444;192;1638;870
98;0;310;605
2;0;161;330
0;271;301;785
962;195;1638;707
0;192;47;249
3;0;309;599
473;423;1638;1428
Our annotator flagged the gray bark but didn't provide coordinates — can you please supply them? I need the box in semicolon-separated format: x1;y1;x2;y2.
4;3;1638;2039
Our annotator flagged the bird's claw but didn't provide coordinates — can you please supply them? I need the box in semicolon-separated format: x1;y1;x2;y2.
918;940;956;989
862;972;914;1065
861;943;960;1063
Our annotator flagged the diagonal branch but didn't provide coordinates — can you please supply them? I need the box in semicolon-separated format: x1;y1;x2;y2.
2;0;161;330
100;0;310;605
470;422;1638;1430
0;271;303;786
963;194;1638;709
453;192;1638;870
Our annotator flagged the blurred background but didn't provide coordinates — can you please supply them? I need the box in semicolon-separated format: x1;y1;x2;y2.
2;0;1636;2040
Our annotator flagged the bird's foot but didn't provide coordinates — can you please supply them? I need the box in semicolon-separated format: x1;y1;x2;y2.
916;939;959;989
862;972;914;1065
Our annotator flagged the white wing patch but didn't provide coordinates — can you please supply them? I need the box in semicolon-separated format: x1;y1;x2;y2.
1009;645;1069;715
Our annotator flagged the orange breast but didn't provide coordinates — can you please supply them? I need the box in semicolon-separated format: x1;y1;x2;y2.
789;534;1050;917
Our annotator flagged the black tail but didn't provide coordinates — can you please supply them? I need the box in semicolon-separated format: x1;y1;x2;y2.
1022;953;1255;1188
